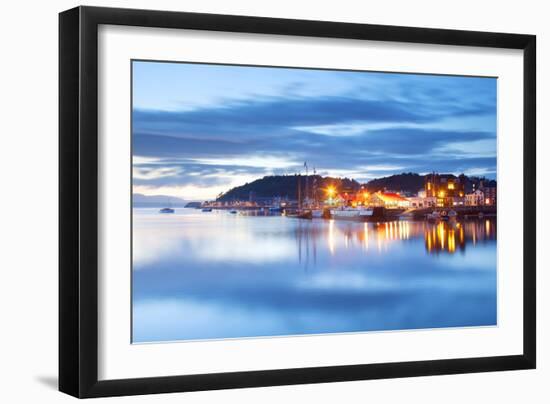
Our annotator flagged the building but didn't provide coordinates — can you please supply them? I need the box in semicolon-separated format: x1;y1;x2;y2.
248;192;288;207
408;195;436;208
466;190;483;206
329;188;369;207
466;189;485;206
425;173;465;207
480;185;497;206
465;186;497;206
369;192;410;208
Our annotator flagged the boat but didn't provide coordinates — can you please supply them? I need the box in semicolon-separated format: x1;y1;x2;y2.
426;211;440;221
447;210;458;221
311;209;324;219
297;210;313;219
330;206;374;221
286;209;312;220
201;207;213;212
229;210;238;214
159;207;175;214
427;210;458;221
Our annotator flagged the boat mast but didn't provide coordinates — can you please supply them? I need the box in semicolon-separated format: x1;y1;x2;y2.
297;173;302;209
304;162;309;208
312;167;317;207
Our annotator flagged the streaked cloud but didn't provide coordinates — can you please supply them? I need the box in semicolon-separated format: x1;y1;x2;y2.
133;166;182;180
191;155;300;169
132;61;497;199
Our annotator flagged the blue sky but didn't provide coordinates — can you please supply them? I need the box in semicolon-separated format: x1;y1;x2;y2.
132;60;497;200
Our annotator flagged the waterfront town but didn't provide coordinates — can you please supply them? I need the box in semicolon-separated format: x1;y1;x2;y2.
192;171;497;222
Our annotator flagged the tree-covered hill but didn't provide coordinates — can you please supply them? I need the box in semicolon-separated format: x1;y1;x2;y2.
216;175;360;202
364;173;425;194
215;173;496;201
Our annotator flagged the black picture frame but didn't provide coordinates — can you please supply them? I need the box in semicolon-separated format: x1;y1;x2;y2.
59;5;536;398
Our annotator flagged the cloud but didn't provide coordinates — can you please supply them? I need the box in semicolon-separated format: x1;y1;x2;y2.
191;155;300;169
433;139;497;158
133;166;182;180
133;93;493;141
131;69;496;199
132;127;496;198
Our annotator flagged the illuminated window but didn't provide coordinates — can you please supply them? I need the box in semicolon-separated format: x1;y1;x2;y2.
427;183;431;190
448;183;455;190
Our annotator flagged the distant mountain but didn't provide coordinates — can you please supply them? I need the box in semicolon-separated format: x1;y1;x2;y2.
216;173;496;201
132;193;188;207
217;175;361;202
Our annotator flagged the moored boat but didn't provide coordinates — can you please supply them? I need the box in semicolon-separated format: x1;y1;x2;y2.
286;209;313;220
330;207;374;221
297;210;313;219
201;207;213;212
447;210;458;221
426;211;440;221
311;209;324;219
159;207;175;214
439;210;450;221
427;209;458;221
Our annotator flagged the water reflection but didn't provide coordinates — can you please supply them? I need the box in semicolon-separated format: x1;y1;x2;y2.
292;218;496;267
425;220;496;254
132;209;497;342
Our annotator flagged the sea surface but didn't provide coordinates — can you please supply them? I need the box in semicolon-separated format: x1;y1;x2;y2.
132;208;497;343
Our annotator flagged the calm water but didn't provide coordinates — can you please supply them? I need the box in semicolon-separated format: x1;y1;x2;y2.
132;208;497;343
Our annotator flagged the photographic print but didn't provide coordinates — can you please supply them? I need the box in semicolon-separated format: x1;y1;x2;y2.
131;61;497;343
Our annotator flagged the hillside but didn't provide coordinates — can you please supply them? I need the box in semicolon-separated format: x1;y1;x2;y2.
217;175;361;202
365;173;496;194
364;173;425;194
216;173;497;202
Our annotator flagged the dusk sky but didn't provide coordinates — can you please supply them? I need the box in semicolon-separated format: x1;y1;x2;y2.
132;61;497;201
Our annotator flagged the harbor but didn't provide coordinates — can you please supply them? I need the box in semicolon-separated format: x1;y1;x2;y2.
175;167;497;223
184;204;496;221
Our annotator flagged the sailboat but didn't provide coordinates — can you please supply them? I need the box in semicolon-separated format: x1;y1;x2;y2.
159;197;175;213
310;167;324;218
286;163;313;220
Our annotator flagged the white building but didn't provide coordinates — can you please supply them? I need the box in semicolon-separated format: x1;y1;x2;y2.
466;189;484;206
407;196;436;208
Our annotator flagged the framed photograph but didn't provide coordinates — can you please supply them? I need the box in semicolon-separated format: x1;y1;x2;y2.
59;6;536;398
